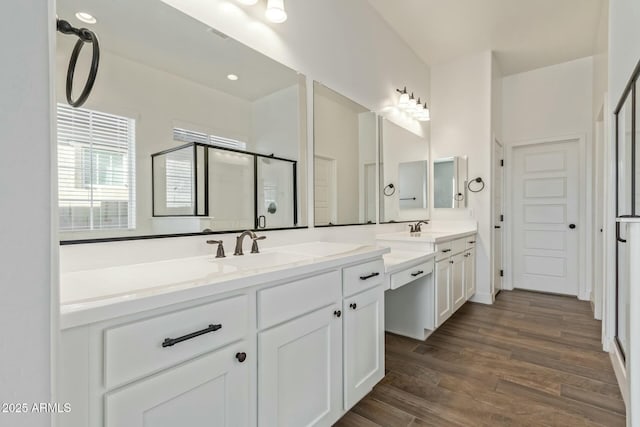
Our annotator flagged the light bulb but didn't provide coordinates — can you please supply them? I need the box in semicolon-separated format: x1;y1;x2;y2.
407;94;417;112
237;0;259;4
419;106;431;121
266;0;287;23
413;99;424;117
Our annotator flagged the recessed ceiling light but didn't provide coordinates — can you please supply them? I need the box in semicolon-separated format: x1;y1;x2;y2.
237;0;259;5
227;74;239;81
75;12;97;24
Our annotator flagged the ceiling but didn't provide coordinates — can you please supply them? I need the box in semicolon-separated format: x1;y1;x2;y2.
57;0;298;101
367;0;606;75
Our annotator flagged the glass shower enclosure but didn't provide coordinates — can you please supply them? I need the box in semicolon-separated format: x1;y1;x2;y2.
152;142;297;231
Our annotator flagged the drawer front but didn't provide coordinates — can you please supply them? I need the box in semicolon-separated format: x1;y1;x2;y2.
105;295;249;388
390;261;434;290
435;241;453;261
465;236;477;249
343;259;385;297
451;238;467;255
258;270;341;330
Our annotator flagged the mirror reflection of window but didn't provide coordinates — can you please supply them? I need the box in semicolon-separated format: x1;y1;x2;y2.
57;104;136;233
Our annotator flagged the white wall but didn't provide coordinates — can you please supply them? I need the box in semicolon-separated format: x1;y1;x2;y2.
430;50;493;304
502;57;594;144
0;1;55;426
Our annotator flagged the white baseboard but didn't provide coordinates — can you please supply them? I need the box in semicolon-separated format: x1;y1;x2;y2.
469;292;493;305
608;341;628;407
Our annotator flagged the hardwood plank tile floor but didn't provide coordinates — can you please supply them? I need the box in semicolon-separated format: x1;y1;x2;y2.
335;290;625;427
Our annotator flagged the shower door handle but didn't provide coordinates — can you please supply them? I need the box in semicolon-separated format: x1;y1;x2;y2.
258;215;266;229
616;222;627;243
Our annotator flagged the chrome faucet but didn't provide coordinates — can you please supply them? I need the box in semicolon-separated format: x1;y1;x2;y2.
408;220;430;233
206;239;226;258
234;231;266;255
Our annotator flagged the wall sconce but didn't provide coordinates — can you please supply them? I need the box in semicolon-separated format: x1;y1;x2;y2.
236;0;288;23
396;87;430;121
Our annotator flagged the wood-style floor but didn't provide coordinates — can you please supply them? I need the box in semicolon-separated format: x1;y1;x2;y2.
336;289;625;427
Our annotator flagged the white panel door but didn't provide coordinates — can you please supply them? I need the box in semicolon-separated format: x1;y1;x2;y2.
105;342;250;427
314;156;336;225
493;139;504;295
451;253;465;311
512;140;580;295
258;305;342;427
435;259;452;327
343;286;384;410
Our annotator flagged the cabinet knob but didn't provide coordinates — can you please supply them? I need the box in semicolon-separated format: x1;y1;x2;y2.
235;352;247;363
334;310;342;318
350;303;357;310
450;260;454;264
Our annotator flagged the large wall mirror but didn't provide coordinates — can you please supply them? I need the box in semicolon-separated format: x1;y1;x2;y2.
379;118;429;223
56;0;307;242
313;82;377;226
433;156;468;209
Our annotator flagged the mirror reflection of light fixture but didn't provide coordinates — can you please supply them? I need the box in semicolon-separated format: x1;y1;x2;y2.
414;98;424;117
407;93;417;112
418;103;431;121
266;0;288;23
396;87;429;121
237;0;259;5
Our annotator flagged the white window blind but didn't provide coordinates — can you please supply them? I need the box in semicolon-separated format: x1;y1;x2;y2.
165;148;194;208
173;127;247;151
57;104;136;231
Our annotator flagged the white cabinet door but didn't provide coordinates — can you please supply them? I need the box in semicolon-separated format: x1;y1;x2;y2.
452;253;466;311
465;248;476;299
435;259;452;327
343;285;384;410
258;305;342;427
105;341;250;427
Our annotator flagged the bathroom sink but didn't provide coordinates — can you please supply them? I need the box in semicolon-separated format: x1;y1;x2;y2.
217;251;313;270
274;241;366;258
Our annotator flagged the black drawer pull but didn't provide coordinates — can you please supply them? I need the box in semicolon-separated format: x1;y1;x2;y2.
235;352;247;363
411;270;424;277
468;241;476;244
162;324;222;348
359;272;380;280
442;249;451;253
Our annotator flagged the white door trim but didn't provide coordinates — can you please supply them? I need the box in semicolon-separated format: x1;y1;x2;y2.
504;133;592;301
491;137;504;296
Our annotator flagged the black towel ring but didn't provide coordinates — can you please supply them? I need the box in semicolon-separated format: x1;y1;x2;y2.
57;19;100;108
467;177;485;193
383;183;396;196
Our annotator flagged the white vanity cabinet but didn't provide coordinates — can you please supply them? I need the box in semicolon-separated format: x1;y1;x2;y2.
343;285;384;410
59;252;387;427
434;236;476;327
105;340;250;427
257;271;343;427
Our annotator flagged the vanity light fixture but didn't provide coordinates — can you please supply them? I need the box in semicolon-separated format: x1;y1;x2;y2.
227;74;239;81
265;0;287;23
75;12;96;24
396;87;430;121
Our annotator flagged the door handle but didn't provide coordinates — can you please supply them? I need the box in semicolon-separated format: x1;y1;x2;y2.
569;224;576;229
617;222;627;243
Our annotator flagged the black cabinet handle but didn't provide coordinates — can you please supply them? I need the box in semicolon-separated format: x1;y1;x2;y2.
442;249;451;253
359;272;380;280
569;223;576;229
334;310;342;318
235;352;247;363
449;260;454;264
411;270;424;277
494;226;501;229
468;241;476;244
162;324;222;348
350;303;357;310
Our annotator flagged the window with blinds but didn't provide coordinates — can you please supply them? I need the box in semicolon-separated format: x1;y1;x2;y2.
173;127;247;151
57;104;136;231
